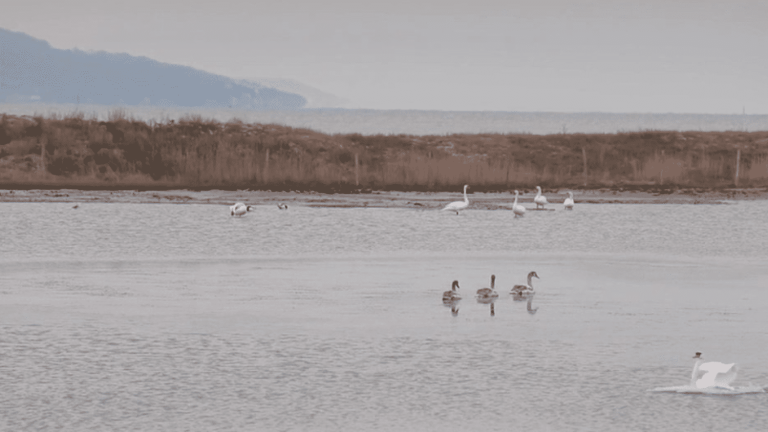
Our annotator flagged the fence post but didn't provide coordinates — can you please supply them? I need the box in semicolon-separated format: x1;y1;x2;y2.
735;148;740;186
264;148;270;183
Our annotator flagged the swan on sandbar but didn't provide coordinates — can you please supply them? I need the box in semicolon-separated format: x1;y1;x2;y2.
534;186;549;209
443;280;462;303
512;190;526;217
277;203;288;210
511;271;539;297
563;191;575;210
691;352;738;390
477;274;499;299
230;202;253;216
441;184;470;215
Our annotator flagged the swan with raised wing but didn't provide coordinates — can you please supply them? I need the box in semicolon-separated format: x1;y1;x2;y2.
563;191;575;210
511;271;539;298
442;184;470;215
691;352;738;390
534;186;548;209
230;202;253;216
512;190;526;217
476;274;499;299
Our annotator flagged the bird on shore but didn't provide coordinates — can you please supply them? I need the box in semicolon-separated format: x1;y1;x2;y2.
511;271;539;298
563;191;575;210
477;274;499;299
230;202;253;216
441;184;470;215
277;203;288;210
443;280;462;303
512;190;526;217
534;186;549;209
691;352;738;390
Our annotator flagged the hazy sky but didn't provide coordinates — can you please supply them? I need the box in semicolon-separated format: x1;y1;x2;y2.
3;0;767;113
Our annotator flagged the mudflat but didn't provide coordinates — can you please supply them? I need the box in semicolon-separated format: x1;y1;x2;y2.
2;187;767;208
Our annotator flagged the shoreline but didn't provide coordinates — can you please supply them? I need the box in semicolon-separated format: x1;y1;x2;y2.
2;187;767;208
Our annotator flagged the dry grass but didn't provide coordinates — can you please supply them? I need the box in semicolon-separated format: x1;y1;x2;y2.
1;112;768;191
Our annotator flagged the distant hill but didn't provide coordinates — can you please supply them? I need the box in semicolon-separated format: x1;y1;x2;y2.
0;28;307;110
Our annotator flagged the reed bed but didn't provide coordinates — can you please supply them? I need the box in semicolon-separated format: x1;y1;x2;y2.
2;112;767;191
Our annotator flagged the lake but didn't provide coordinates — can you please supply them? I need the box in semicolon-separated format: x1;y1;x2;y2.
1;200;767;431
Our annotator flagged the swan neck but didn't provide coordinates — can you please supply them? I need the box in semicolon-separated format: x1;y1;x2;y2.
463;186;468;203
691;359;703;386
527;274;534;287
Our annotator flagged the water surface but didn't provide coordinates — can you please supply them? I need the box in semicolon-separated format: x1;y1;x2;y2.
2;201;767;431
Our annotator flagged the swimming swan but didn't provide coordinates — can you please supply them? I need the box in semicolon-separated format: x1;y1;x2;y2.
442;184;470;215
277;203;288;210
511;271;539;297
477;274;499;299
230;202;253;216
512;190;526;217
691;352;738;390
443;280;462;303
534;186;549;209
563;191;575;210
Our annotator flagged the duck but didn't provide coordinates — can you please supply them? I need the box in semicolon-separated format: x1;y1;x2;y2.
563;191;575;210
511;271;539;298
512;190;526;217
230;202;253;216
441;184;470;215
277;203;288;210
442;280;462;303
476;274;499;299
691;352;738;390
534;186;548;209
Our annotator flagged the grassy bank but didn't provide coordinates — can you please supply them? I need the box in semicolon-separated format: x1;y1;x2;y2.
2;111;768;192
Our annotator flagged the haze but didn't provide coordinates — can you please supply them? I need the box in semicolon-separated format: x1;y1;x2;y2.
2;0;766;113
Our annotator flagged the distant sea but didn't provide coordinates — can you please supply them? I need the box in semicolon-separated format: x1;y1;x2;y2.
2;103;766;136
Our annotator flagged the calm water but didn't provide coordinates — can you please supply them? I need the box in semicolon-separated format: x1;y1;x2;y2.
2;200;768;431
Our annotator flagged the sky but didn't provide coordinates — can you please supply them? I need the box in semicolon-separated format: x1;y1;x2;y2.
2;0;767;113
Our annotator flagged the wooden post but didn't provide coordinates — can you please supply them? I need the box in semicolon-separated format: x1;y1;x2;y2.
735;148;741;186
355;153;359;186
581;147;587;186
264;148;270;183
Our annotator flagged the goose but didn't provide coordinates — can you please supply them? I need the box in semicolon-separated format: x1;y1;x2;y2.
534;186;548;209
691;352;738;390
277;203;288;210
476;274;499;299
512;190;526;217
511;271;539;297
563;191;575;210
230;202;253;216
441;184;470;215
442;280;462;303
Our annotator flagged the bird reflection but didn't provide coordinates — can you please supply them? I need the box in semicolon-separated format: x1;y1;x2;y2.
526;293;539;314
476;296;496;316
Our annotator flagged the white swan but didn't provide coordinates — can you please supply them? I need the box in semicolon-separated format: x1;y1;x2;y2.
534;186;549;209
230;202;253;216
441;184;470;215
277;203;288;210
512;190;526;217
563;191;575;210
477;274;499;299
511;271;538;297
691;352;738;390
442;280;462;303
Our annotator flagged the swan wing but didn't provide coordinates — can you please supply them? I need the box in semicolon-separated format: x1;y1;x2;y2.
442;201;468;211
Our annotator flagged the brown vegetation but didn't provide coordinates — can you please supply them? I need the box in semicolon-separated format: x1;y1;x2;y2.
2;111;767;192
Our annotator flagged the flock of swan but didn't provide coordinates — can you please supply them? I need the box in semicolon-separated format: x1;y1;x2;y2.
443;271;541;316
441;185;575;216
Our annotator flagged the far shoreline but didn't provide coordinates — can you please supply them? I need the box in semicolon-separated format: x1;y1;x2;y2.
2;187;767;208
